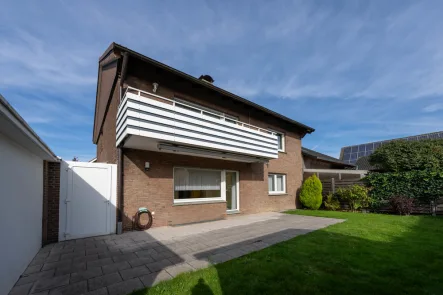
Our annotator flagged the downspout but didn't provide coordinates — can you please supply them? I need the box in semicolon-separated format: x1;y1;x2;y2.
117;52;129;234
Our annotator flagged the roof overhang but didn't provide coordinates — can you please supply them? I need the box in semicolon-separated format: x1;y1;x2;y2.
0;95;58;161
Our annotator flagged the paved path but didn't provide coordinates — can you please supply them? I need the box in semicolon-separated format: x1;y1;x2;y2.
10;212;343;295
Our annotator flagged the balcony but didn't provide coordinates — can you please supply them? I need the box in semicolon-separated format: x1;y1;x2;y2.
116;87;278;162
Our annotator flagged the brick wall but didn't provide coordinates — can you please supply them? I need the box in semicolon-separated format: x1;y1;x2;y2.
42;161;60;244
122;137;302;229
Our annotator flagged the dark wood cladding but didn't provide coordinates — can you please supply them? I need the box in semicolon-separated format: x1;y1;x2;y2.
93;55;120;144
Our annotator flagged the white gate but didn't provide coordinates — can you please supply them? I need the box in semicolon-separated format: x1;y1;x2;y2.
59;161;117;241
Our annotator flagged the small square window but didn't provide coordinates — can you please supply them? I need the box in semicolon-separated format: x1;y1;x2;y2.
268;173;286;194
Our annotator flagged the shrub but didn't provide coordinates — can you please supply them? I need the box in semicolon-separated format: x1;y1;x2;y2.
300;175;322;209
324;193;340;211
335;185;370;212
389;196;414;215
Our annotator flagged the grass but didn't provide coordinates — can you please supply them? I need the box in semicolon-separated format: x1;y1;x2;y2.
133;211;443;295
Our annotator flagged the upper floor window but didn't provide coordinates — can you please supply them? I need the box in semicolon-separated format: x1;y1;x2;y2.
276;132;285;152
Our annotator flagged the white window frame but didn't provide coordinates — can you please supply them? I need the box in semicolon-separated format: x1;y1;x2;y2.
269;129;285;152
173;167;226;204
268;173;286;195
226;170;240;213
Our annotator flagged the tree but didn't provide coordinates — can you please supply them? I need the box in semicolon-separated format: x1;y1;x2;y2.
369;139;443;172
300;175;323;210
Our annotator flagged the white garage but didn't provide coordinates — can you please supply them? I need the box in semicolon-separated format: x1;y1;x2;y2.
0;95;58;295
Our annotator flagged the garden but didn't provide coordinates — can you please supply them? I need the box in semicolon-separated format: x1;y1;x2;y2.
300;139;443;215
132;139;443;295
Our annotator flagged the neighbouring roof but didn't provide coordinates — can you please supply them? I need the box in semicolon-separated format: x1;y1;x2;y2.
101;42;315;135
0;94;58;161
302;147;355;167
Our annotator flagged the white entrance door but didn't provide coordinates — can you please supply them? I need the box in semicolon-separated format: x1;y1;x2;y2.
59;161;117;240
226;171;239;213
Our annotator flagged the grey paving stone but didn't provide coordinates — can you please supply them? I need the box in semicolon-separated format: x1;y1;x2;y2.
49;248;74;255
9;282;33;295
29;257;46;266
135;249;157;258
55;262;86;276
31;274;70;293
23;264;43;275
224;248;248;259
107;278;144;295
30;291;49;295
208;253;232;264
88;272;122;291
72;254;99;263
16;269;55;286
187;259;212;270
127;257;154;267
44;255;61;263
146;259;174;273
70;267;103;283
164;263;194;278
102;261;131;275
42;260;72;271
86;247;109;255
119;265;151;281
139;270;173;287
87;258;114;268
81;287;108;295
112;253;137;263
48;281;87;295
98;251;123;259
60;251;85;261
168;255;183;264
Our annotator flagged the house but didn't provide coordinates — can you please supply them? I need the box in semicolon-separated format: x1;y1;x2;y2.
302;147;355;170
0;95;58;295
302;146;366;181
339;130;443;166
92;43;315;230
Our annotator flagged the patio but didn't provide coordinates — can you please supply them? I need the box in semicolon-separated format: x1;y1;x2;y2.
10;212;342;295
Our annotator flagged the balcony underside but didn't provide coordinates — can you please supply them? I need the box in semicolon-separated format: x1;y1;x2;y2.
121;135;270;163
116;88;279;163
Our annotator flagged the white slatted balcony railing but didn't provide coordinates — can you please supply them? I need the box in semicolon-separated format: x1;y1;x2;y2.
116;87;278;162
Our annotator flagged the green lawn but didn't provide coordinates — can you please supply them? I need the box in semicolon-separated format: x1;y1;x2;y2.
133;211;443;295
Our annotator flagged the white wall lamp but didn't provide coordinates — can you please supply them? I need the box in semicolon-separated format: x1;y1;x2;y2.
152;83;159;93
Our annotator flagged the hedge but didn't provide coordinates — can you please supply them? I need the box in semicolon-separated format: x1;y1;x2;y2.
364;170;443;207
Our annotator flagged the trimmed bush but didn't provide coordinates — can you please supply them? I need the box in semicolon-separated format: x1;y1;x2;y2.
300;175;322;209
335;185;370;212
389;195;414;215
324;193;340;211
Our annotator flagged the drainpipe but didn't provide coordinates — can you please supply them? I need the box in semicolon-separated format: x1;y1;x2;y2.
116;52;129;234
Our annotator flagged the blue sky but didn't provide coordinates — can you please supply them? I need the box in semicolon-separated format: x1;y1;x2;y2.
1;0;442;160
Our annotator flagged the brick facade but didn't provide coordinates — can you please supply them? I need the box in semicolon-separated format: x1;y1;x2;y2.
42;161;61;244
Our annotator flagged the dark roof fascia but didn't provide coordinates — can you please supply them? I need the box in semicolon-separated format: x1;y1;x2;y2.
105;42;315;134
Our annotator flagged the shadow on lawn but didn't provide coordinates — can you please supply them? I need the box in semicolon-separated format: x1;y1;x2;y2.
173;214;443;295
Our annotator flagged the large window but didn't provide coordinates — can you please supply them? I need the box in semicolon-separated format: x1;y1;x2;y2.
174;168;224;203
268;173;286;195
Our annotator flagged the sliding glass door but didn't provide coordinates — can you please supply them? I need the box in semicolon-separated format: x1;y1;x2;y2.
226;171;239;212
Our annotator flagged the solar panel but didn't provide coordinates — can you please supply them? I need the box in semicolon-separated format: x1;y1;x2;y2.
339;131;443;163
